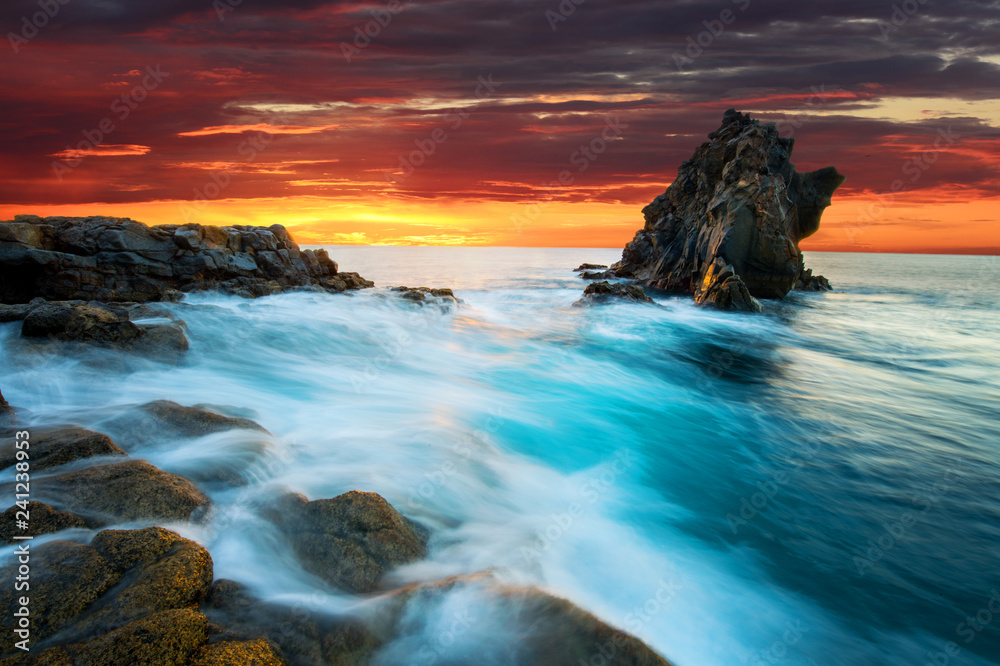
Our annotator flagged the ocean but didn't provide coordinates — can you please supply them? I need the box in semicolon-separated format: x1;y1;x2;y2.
2;248;998;665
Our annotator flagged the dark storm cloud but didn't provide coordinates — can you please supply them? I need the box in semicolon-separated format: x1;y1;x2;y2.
1;0;999;209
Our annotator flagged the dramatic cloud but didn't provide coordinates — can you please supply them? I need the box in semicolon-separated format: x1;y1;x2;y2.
1;0;998;250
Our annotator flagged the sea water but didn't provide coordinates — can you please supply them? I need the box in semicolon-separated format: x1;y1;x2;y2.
1;249;998;665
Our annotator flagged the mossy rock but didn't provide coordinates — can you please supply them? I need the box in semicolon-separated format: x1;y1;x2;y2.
44;460;210;523
191;638;286;665
272;491;428;593
0;426;125;472
0;527;214;659
0;501;88;544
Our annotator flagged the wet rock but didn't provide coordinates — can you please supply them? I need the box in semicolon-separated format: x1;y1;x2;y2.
0;527;214;660
0;426;126;472
22;301;141;344
57;608;210;666
0;389;13;426
191;638;286;666
694;259;764;313
321;272;375;293
0;216;372;303
375;573;673;666
389;286;460;308
18;300;190;357
45;460;211;524
612;109;844;309
271;491;429;593
795;268;832;292
203;579;379;665
573;263;608;271
574;281;654;306
100;400;268;449
579;270;614;280
0;501;88;544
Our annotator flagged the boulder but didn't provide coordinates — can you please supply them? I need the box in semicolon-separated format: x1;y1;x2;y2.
574;281;654;306
43;460;211;524
579;270;614;280
795;267;832;292
19;300;190;357
269;491;429;593
573;263;608;271
0;389;13;426
0;527;214;661
694;259;764;313
0;501;88;544
202;579;378;665
22;301;141;344
0;426;126;472
99;400;268;451
374;573;673;666
612;109;843;309
389;286;460;308
0;216;372;304
191;638;286;666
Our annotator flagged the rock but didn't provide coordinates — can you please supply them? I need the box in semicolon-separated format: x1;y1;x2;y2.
580;270;614;280
389;286;460;308
694;259;764;313
321;272;375;293
795;267;832;292
44;460;211;524
55;608;210;665
0;426;126;472
612;109;844;309
0;501;88;544
100;400;268;450
19;300;190;357
0;389;13;426
0;527;214;660
573;263;608;271
0;216;372;304
22;301;141;344
270;491;429;593
375;573;673;666
203;579;379;665
191;638;286;666
574;281;654;306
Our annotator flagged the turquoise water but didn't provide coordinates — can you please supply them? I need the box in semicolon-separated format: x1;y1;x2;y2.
2;249;998;665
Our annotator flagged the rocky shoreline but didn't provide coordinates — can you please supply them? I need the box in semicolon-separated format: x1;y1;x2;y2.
0;399;672;665
0;217;672;664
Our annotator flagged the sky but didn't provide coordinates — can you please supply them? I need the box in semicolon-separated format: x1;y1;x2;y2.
1;0;998;253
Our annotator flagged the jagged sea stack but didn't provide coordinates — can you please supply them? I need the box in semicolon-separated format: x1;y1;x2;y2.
612;109;845;311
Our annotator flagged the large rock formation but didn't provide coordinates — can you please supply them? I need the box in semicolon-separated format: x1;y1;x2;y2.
0;216;373;303
613;109;844;311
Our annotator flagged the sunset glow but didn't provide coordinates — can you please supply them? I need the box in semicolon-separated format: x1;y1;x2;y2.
1;1;997;253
